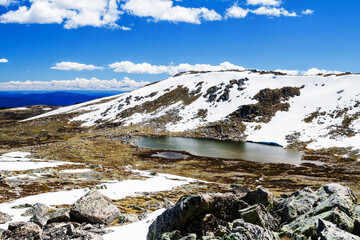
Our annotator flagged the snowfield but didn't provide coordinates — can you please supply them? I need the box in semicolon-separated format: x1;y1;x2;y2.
26;70;360;153
0;152;76;171
0;158;197;239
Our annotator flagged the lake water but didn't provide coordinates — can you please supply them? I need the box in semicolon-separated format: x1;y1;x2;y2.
133;137;306;165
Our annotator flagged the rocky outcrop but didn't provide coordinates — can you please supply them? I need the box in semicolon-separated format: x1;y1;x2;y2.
147;193;248;240
241;188;274;208
280;183;358;239
0;211;11;224
22;202;51;217
0;190;120;240
46;208;71;224
70;190;121;224
5;222;42;240
148;183;360;240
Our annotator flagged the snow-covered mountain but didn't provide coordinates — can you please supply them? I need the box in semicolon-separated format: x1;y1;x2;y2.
27;70;360;156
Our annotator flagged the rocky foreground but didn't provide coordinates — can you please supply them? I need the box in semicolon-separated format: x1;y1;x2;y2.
0;190;122;239
1;183;360;239
148;183;360;240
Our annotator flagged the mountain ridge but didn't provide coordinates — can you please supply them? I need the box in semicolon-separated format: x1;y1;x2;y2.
26;70;360;159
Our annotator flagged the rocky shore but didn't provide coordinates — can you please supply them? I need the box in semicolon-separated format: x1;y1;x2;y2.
1;183;360;239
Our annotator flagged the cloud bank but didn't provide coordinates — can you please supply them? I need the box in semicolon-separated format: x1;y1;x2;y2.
247;0;281;6
108;61;245;75
0;0;123;29
0;58;8;63
51;62;103;71
0;0;313;28
225;0;315;19
275;68;344;76
0;77;150;91
302;68;343;76
122;0;222;24
251;6;297;17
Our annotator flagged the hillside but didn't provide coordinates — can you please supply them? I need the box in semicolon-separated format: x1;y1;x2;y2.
27;70;360;158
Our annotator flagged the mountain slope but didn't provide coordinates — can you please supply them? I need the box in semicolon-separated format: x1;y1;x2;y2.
27;70;360;157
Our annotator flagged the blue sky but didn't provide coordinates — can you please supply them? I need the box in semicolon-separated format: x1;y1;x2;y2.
0;0;359;90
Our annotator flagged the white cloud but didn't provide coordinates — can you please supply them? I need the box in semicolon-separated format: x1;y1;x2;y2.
0;58;8;63
226;1;306;19
120;26;131;31
121;0;222;24
302;9;314;15
51;62;103;71
274;68;344;76
225;4;249;19
251;6;297;17
302;68;343;76
109;61;245;75
0;0;122;29
274;69;299;75
0;0;16;6
247;0;281;6
0;0;312;27
0;77;149;91
109;61;169;74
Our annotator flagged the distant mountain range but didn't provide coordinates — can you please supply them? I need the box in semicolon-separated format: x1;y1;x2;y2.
0;91;125;108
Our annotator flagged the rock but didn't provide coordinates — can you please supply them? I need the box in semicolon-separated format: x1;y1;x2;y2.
317;207;354;232
79;223;111;235
147;184;360;240
118;214;140;224
30;213;49;228
0;211;11;224
317;219;360;240
276;187;317;223
214;225;230;237
72;230;104;240
147;193;247;240
179;233;197;240
46;208;71;224
225;219;279;240
353;205;360;236
83;223;93;230
160;230;181;240
239;204;279;231
231;185;250;198
313;183;357;216
241;188;274;208
0;229;5;238
42;223;74;240
6;221;42;239
277;183;357;225
22;202;51;217
70;190;121;224
282;215;324;238
282;207;355;239
201;214;230;235
11;203;32;209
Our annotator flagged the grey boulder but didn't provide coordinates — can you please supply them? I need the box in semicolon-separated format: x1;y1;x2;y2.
70;190;121;224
